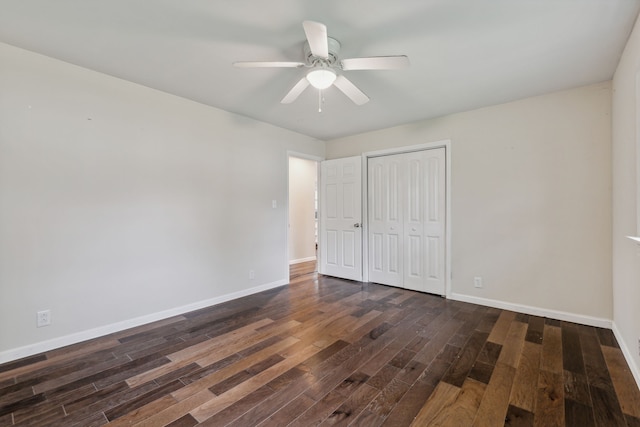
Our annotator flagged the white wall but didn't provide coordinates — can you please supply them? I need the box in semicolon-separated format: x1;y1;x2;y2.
612;14;640;384
327;82;612;324
288;157;317;264
0;42;324;361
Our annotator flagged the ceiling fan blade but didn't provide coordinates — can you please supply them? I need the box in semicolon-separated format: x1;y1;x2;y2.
302;21;329;59
341;55;410;71
233;61;305;68
333;75;369;105
281;78;310;104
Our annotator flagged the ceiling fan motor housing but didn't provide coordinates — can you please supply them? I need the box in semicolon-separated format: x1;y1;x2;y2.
304;37;341;67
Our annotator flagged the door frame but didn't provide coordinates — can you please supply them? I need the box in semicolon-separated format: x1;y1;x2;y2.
286;151;324;282
361;139;452;297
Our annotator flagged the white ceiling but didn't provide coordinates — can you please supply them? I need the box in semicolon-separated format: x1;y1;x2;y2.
1;1;639;140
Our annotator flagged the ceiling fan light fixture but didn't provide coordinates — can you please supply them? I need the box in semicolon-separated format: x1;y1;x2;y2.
235;21;406;106
306;68;336;89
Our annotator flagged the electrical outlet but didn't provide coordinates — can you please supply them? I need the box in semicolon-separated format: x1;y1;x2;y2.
473;277;483;288
249;270;255;280
37;310;51;327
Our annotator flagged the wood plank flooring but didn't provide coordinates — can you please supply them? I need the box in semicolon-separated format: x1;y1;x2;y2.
1;265;639;426
289;260;317;280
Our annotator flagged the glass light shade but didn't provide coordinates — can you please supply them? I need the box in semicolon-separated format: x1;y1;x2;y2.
306;68;336;89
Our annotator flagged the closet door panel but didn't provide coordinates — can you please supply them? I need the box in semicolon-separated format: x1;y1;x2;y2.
403;153;427;291
368;155;403;286
423;149;446;294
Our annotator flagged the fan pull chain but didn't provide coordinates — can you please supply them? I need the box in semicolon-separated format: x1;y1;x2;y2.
318;89;323;113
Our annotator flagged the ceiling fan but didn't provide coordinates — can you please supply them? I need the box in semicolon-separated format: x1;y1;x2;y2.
233;21;409;108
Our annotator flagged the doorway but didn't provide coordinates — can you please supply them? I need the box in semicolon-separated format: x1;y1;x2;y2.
288;155;320;280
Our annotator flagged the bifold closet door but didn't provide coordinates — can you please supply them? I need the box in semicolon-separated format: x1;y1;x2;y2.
368;148;446;295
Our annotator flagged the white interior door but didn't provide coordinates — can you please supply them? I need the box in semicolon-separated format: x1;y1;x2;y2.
404;149;446;294
367;148;446;295
368;154;403;287
319;157;363;281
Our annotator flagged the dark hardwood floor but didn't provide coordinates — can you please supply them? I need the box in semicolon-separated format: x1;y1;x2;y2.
1;264;639;426
289;259;317;280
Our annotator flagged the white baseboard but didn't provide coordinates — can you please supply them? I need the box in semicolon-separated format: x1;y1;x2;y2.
289;256;316;265
449;292;612;329
612;322;640;391
0;279;287;365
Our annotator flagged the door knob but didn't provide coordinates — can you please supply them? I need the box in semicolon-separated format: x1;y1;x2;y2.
354;223;361;228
